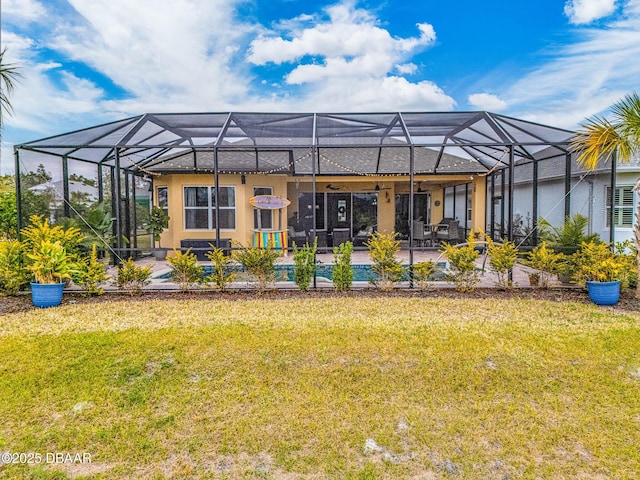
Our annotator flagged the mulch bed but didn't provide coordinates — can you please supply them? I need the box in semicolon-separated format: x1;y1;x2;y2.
2;287;640;316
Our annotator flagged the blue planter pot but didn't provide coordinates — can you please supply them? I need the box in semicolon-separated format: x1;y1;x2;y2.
586;280;620;306
31;282;65;308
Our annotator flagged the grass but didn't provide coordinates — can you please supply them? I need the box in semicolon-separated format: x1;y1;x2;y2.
1;297;640;479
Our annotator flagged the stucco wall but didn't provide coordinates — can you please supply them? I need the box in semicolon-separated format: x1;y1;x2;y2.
153;173;288;249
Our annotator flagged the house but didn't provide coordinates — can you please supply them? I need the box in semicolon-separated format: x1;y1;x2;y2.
443;150;636;246
14;112;578;257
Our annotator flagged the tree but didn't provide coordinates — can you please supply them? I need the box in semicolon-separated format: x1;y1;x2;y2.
570;92;640;297
0;48;20;128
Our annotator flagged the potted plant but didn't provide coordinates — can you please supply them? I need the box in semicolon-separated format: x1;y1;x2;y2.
573;242;625;305
147;206;169;260
538;214;600;256
26;240;78;308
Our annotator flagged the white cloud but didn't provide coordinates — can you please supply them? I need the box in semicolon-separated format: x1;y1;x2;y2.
1;0;455;166
248;2;435;83
245;1;450;111
564;0;617;24
2;0;46;23
40;0;259;115
496;0;640;128
468;93;507;111
396;63;418;75
298;76;455;112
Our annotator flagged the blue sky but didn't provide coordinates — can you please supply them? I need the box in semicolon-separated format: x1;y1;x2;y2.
1;0;639;173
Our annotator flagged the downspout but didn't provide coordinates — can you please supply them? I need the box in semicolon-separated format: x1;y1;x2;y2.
609;151;617;245
587;180;594;235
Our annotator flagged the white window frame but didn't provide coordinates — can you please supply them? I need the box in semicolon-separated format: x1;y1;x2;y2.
156;186;168;216
606;185;635;228
183;185;236;230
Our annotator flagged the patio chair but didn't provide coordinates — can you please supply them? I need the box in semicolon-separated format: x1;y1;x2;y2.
353;225;374;247
412;220;426;246
331;228;351;247
311;229;328;252
435;219;463;245
288;226;307;247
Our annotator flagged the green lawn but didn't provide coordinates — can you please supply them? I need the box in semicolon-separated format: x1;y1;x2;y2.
1;297;639;479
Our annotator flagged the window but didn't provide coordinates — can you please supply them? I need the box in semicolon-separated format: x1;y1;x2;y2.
253;187;273;230
184;186;235;229
157;186;168;215
606;186;634;228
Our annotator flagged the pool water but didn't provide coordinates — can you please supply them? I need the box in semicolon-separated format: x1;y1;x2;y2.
272;263;448;282
158;263;448;282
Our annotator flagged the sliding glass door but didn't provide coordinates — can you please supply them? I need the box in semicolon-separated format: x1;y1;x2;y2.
394;193;430;238
297;191;378;237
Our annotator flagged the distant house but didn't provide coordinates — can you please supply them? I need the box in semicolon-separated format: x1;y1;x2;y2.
444;152;637;245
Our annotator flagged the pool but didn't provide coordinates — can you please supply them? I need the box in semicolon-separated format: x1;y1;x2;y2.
155;263;448;283
273;263;448;282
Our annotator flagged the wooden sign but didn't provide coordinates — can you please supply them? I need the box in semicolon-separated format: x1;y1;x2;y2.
249;195;291;210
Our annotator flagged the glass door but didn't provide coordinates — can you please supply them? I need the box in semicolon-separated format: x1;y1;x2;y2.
326;193;351;233
352;193;378;233
394;193;430;238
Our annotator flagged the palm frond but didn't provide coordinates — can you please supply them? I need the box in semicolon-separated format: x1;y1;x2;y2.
571;116;626;169
611;92;640;156
0;48;22;127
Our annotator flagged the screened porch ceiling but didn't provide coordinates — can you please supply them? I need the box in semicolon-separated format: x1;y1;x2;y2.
16;112;575;177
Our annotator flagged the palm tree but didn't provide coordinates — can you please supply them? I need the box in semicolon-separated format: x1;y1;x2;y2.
0;47;20;128
570;92;640;296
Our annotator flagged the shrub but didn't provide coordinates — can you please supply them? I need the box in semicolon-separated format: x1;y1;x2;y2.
364;231;404;291
572;241;627;285
413;260;435;289
73;244;109;296
615;240;638;288
293;238;317;292
77;202;117;252
115;258;152;295
0;239;30;294
440;232;480;292
0;190;18;240
487;239;518;289
332;241;353;292
21;215;84;256
538;214;600;254
168;248;203;291
25;240;79;284
205;246;236;291
523;241;565;288
233;242;279;292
